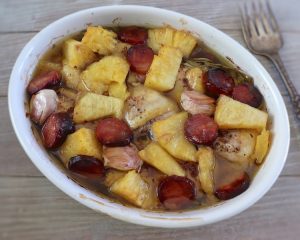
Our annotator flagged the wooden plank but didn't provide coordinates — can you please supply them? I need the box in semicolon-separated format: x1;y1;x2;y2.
0;33;35;96
0;0;299;32
0;176;299;240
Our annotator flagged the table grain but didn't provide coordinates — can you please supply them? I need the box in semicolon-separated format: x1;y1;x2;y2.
0;0;300;239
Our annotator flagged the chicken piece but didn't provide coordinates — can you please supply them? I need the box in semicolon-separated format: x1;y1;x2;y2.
213;130;257;163
180;90;215;116
124;85;178;129
103;145;143;171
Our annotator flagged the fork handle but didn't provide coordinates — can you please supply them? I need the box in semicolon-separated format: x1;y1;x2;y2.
268;53;300;119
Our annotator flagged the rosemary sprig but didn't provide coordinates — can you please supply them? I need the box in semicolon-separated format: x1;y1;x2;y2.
183;57;253;85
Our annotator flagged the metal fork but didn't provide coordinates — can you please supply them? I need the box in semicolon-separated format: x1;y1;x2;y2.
240;0;300;119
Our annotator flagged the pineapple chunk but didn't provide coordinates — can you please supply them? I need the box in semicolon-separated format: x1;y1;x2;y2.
81;55;129;86
81;26;119;55
145;46;182;92
138;142;185;176
185;67;205;93
60;128;102;165
252;129;270;164
110;170;149;207
166;67;187;103
124;85;178;129
73;92;124;123
197;147;215;194
152;112;197;162
61;64;109;94
61;64;81;90
105;169;126;187
215;95;268;131
148;27;197;57
63;39;97;69
108;82;129;100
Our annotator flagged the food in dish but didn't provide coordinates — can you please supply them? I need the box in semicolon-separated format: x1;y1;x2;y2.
26;25;270;210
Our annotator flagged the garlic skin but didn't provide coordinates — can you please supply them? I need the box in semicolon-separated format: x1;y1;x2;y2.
180;90;215;115
103;145;143;171
30;89;58;125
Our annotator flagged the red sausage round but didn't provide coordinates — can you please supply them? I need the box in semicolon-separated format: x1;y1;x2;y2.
203;68;234;97
27;70;61;95
184;114;218;145
96;117;133;147
118;26;148;45
127;45;154;74
158;176;196;210
68;155;105;178
215;172;250;200
232;83;262;108
42;112;75;149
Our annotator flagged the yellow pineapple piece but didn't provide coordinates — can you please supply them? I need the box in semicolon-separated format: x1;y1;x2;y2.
81;26;119;55
110;170;149;207
81;55;129;86
197;147;215;194
63;39;97;69
252;129;270;164
148;27;197;57
145;46;182;92
61;64;81;90
152;112;197;162
138;142;185;176
214;95;268;131
185;67;205;93
73;92;124;123
108;82;129;100
60;128;102;165
166;68;187;103
124;85;179;129
105;169;126;187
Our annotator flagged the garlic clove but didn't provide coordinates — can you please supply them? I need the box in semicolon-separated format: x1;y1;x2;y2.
180;90;215;115
30;89;58;125
103;144;143;171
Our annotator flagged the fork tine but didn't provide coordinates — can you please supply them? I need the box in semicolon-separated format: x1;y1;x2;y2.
258;0;274;34
251;0;267;36
264;0;280;32
245;1;258;37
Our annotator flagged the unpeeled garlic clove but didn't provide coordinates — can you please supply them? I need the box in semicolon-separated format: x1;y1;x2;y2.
103;144;143;171
30;89;58;125
180;90;215;115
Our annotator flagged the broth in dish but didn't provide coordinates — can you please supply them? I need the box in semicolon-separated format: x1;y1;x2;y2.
26;25;270;210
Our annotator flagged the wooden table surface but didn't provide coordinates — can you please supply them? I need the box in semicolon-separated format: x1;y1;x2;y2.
1;0;300;239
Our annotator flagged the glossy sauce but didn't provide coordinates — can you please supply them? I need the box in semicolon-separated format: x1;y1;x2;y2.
29;28;262;211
